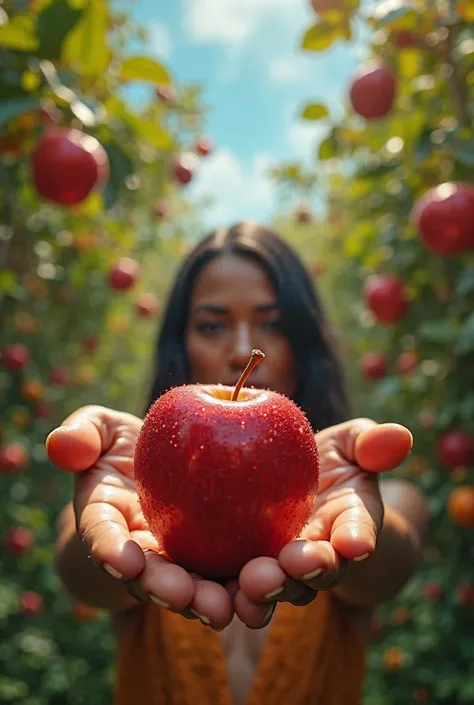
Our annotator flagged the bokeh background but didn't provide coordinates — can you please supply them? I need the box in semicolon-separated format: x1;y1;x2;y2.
1;0;474;703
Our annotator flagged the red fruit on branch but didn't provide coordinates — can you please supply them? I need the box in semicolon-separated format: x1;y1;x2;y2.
361;352;387;380
136;293;160;318
363;274;408;324
410;182;474;255
19;591;43;615
35;401;55;419
349;62;396;120
171;153;196;185
422;582;443;601
49;366;69;386
392;29;418;48
0;443;28;473
447;486;474;527
5;527;34;555
396;350;418;374
31;128;109;206
1;343;30;371
134;350;319;579
437;430;474;469
196;137;213;157
310;0;345;13
109;257;139;291
457;584;474;606
82;335;100;353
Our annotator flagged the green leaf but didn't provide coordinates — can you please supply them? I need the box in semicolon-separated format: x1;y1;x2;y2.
0;14;38;51
62;0;109;77
37;0;84;60
0;270;17;294
456;267;474;296
102;143;134;210
419;319;458;343
370;2;417;28
130;116;173;150
398;48;422;80
414;128;434;164
119;56;171;84
0;97;41;127
318;131;338;161
301;23;337;52
455;138;474;166
301;102;329;121
455;313;474;355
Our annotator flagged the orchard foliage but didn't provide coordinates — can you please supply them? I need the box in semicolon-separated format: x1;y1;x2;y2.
271;0;474;702
0;1;210;703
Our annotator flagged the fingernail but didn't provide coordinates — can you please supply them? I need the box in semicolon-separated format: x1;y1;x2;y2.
264;586;284;600
257;602;277;629
150;595;172;609
189;608;211;625
302;568;324;581
102;563;123;580
353;552;371;562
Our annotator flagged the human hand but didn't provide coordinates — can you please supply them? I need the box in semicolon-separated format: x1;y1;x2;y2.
234;419;413;628
47;405;235;631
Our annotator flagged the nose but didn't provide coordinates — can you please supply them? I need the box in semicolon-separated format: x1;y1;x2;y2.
229;323;254;370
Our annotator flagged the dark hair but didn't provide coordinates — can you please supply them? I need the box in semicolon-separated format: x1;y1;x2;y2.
147;222;350;432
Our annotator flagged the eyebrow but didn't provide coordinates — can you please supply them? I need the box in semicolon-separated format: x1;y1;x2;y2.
193;301;280;314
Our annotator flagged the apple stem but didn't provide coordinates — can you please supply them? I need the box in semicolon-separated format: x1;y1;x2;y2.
231;349;265;402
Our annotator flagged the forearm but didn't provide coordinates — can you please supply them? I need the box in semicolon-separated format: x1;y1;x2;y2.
334;488;425;608
55;502;136;612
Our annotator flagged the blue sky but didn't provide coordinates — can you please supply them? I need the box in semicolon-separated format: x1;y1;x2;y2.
131;0;365;228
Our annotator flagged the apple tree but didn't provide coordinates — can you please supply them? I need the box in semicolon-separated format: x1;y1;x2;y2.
0;2;211;703
271;1;474;702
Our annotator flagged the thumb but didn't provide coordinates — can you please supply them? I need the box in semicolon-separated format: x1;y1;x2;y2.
46;409;102;473
354;422;413;473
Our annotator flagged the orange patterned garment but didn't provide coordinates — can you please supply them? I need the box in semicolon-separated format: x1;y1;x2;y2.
114;590;366;705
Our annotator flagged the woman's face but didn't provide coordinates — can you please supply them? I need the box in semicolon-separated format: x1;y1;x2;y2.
185;253;298;398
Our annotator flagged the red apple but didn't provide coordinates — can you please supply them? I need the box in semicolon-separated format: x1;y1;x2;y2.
437;430;474;469
457;583;474;606
31;128;109;206
155;84;175;102
49;366;69;386
2;343;30;371
171;153;196;186
0;443;28;473
152;200;168;219
310;0;345;13
396;350;418;374
109;257;139;291
349;62;396;120
5;527;34;555
136;293;160;318
422;582;443;601
363;274;408;323
392;29;418;48
196;137;213;157
35;401;55;419
82;335;100;353
361;352;387;380
134;350;319;579
410;182;474;255
19;591;43;615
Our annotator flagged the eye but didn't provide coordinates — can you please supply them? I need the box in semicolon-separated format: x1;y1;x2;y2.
261;318;282;332
195;320;225;335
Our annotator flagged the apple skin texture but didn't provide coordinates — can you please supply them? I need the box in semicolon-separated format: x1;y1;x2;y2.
134;385;319;579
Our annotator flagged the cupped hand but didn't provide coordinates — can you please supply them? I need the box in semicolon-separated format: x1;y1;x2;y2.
46;406;235;631
234;419;413;628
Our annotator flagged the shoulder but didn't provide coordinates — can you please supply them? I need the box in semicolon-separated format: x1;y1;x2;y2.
379;478;429;538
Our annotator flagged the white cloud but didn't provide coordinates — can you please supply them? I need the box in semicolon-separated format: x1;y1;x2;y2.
269;54;311;83
189;148;276;228
287;120;328;161
148;21;173;59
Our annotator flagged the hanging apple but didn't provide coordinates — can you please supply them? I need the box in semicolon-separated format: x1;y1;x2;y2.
310;0;345;13
1;343;30;371
392;29;418;48
0;443;28;473
134;350;319;579
49;366;70;386
363;274;408;324
136;293;160;318
195;136;213;157
31;128;109;206
361;352;387;380
349;62;396;120
5;527;34;555
422;582;443;601
19;591;43;615
109;257;140;291
35;401;56;420
171;153;197;185
82;335;100;353
410;182;474;255
396;350;418;374
447;486;474;527
437;430;474;469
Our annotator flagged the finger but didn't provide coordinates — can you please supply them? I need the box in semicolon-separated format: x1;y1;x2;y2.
328;496;382;560
239;557;289;602
355;423;413;473
46;421;101;473
234;589;276;629
188;578;234;631
278;539;346;590
138;552;195;612
78;500;146;579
